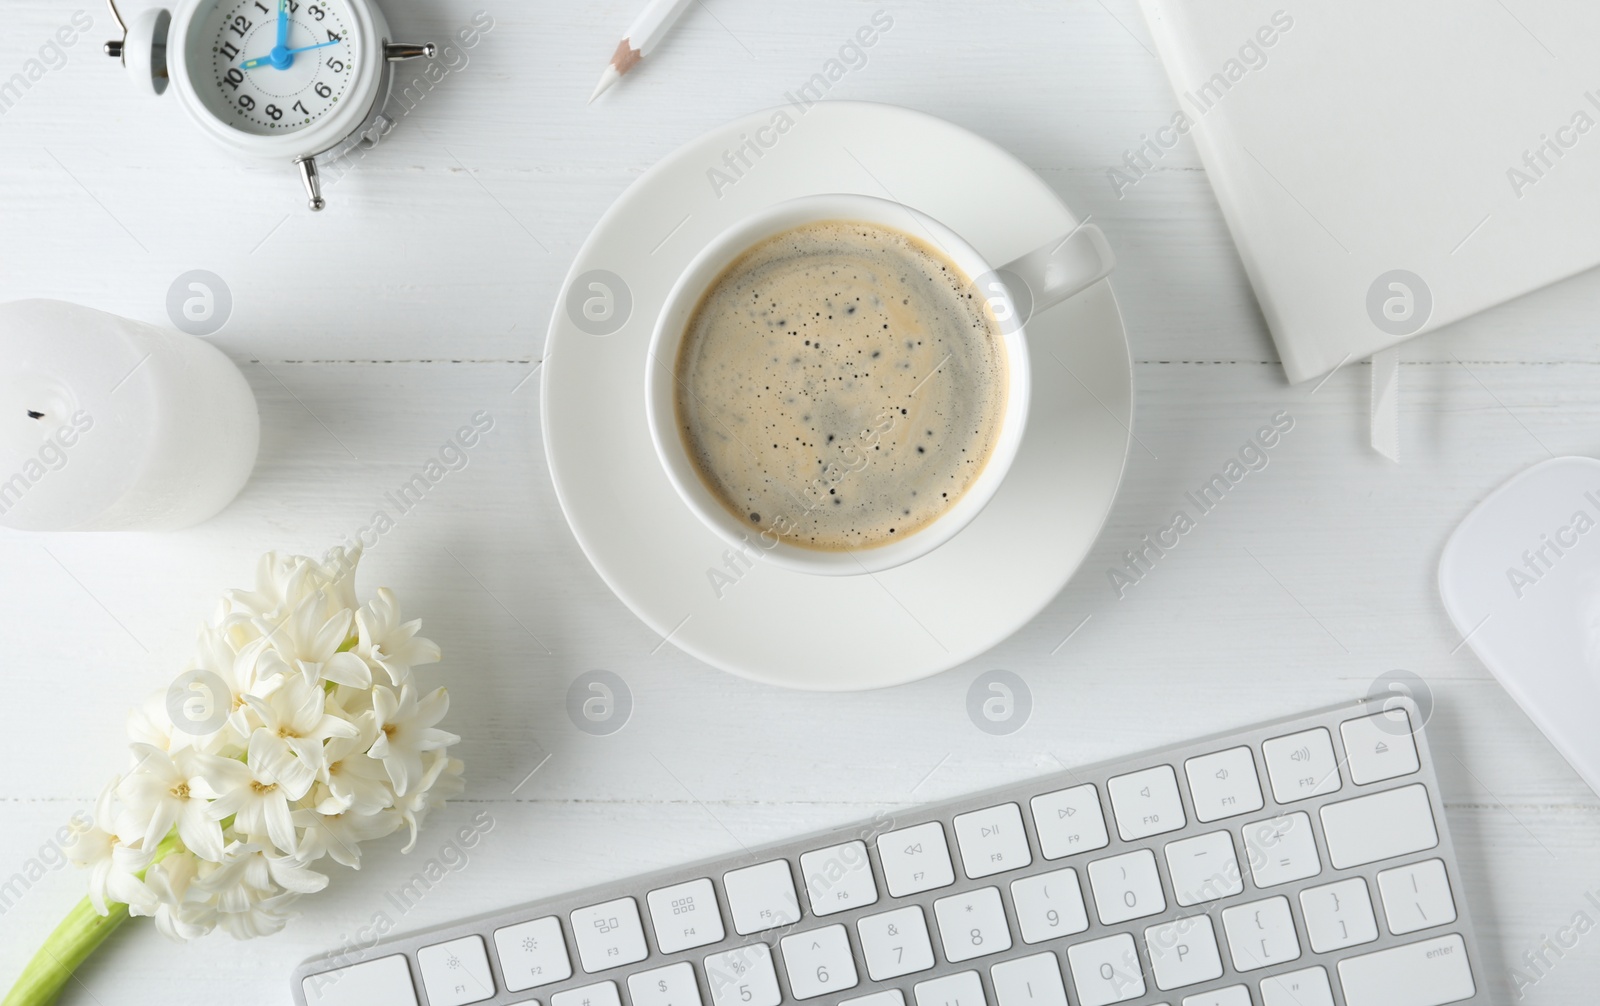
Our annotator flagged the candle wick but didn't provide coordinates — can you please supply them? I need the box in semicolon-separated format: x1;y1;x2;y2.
26;410;45;420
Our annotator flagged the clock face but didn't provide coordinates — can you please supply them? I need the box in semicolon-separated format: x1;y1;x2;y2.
197;0;360;136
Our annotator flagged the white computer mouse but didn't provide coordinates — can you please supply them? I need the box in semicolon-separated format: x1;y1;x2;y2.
1440;456;1600;796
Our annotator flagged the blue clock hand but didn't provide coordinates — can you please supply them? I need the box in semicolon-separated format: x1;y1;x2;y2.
275;0;289;50
240;38;342;71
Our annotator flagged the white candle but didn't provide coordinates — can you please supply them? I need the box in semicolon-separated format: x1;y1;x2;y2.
0;300;260;532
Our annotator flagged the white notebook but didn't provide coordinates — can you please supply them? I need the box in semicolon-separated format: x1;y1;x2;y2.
1136;1;1600;383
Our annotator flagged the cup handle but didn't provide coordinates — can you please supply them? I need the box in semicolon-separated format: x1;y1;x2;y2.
990;223;1115;330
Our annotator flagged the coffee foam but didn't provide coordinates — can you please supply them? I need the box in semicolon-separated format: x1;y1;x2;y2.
675;220;1007;552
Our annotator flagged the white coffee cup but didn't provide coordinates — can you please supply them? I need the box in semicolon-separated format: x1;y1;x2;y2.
646;193;1114;576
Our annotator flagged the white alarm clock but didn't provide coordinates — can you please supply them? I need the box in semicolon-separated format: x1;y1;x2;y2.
103;0;434;210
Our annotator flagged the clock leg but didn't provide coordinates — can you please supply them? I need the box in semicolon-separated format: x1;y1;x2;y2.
295;156;326;213
384;42;438;62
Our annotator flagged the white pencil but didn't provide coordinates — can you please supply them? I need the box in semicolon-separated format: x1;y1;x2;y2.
590;0;697;103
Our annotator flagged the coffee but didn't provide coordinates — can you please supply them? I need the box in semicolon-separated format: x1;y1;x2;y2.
673;220;1008;552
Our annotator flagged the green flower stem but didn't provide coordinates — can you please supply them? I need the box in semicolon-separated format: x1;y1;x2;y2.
2;835;181;1006
1;898;129;1006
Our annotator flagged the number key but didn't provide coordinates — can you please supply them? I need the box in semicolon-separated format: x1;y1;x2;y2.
779;925;859;1000
932;886;1011;963
1086;849;1165;925
856;906;935;980
628;964;701;1006
1009;868;1088;943
704;944;781;1006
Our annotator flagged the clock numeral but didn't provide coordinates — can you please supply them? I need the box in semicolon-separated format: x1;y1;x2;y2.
327;58;344;72
314;81;332;98
326;28;341;42
238;94;256;111
253;1;268;13
308;4;325;20
223;67;245;90
219;40;240;61
293;100;309;115
287;0;301;12
265;103;283;121
230;15;252;38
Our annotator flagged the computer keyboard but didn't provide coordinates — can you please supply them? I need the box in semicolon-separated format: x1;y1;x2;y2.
293;698;1485;1006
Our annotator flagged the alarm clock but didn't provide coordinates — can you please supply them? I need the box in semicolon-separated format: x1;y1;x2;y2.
103;0;434;211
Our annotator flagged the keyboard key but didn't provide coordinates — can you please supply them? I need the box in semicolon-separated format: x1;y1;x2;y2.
1107;765;1186;840
1164;831;1243;906
1065;933;1145;1006
571;898;648;973
842;993;905;1006
1262;727;1342;803
800;842;878;916
704;944;781;1006
990;953;1068;1006
1144;915;1223;990
1241;812;1320;888
494;916;573;992
723;860;801;935
1377;859;1457;935
1260;966;1334;1006
1030;785;1109;858
878;822;956;897
628;963;701;1006
1221;896;1301;972
1300;877;1378;953
933;886;1012;962
843;993;906;1006
647;879;725;953
1009;868;1089;943
953;803;1033;878
553;981;622;1006
1337;933;1476;1006
857;905;935;980
780;925;858;1000
1180;986;1249;1006
417;935;495;1006
1184;747;1264;822
1087;848;1166;925
1341;710;1421;784
914;971;985;1006
301;955;416;1006
1320;784;1439;869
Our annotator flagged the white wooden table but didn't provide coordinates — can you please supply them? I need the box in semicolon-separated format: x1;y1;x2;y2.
3;2;1596;1003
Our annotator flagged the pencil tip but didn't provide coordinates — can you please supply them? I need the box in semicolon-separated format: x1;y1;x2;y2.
590;65;621;103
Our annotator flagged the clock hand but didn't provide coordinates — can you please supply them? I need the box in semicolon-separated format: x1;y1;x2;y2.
275;0;289;50
239;38;342;71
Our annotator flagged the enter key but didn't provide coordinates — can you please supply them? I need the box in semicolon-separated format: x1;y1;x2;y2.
1337;933;1476;1006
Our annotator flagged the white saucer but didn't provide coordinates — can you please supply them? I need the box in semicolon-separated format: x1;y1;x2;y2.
542;101;1132;691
